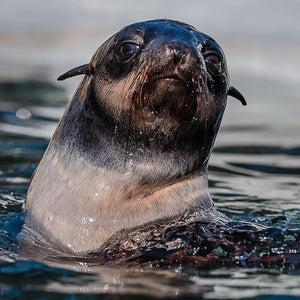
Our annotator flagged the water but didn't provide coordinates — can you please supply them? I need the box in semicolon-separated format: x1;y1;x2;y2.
1;0;300;299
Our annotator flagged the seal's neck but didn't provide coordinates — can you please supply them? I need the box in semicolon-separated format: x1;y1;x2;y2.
26;143;213;253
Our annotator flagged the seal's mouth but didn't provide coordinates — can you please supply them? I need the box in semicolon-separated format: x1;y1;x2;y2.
149;70;196;91
159;76;184;83
134;65;202;119
153;71;187;84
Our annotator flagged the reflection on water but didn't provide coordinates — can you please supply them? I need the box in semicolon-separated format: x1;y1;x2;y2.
0;80;299;299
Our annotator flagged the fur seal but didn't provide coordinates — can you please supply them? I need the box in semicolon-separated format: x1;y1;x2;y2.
25;20;246;255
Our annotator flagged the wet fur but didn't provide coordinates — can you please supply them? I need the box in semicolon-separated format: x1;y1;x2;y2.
26;20;231;254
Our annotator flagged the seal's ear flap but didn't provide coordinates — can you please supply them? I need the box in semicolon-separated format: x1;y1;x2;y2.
57;64;93;81
228;86;247;106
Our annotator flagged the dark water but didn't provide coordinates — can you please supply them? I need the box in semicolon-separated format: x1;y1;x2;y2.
0;79;299;299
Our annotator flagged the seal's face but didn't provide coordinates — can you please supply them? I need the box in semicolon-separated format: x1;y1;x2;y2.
90;20;228;148
58;20;245;169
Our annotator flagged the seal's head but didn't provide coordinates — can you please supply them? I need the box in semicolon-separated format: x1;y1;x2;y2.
59;20;245;168
26;20;245;254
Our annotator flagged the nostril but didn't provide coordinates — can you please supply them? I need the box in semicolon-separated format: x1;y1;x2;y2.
173;49;185;65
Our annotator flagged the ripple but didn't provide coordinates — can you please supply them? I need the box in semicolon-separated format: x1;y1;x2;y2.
214;145;300;156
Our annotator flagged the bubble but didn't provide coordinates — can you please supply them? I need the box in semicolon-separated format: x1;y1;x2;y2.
16;108;31;120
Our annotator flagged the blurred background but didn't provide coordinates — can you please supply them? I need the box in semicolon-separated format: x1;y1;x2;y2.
1;0;299;83
1;0;299;135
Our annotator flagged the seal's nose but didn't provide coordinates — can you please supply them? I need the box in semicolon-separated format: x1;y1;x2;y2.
173;48;185;65
165;42;198;68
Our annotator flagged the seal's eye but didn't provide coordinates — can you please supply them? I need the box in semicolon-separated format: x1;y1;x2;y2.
204;53;222;76
116;42;140;63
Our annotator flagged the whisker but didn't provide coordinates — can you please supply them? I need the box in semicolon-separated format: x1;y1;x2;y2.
120;60;149;168
196;73;209;155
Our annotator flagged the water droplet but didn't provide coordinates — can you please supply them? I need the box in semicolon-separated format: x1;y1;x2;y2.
80;217;95;225
16;108;31;120
234;252;250;261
